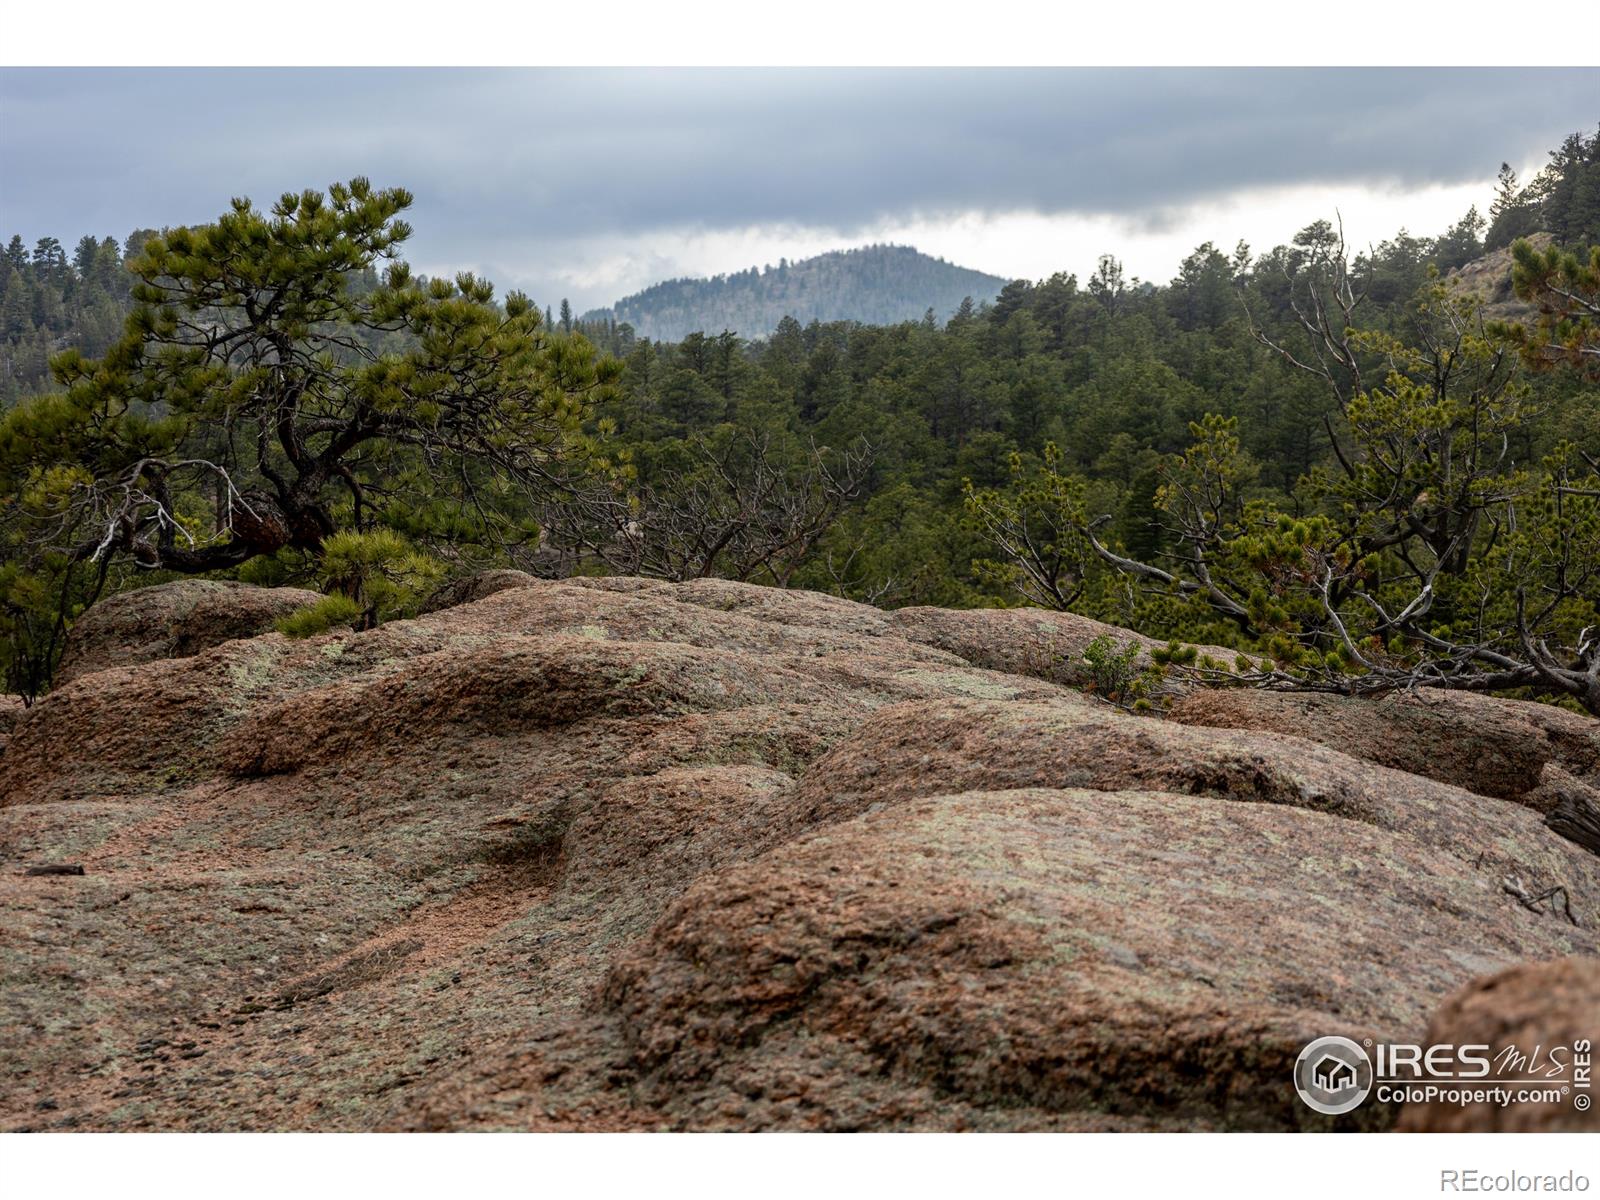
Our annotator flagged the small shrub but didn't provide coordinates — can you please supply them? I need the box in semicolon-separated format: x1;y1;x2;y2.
1151;640;1199;667
276;530;445;638
1081;634;1164;711
317;530;444;631
276;594;363;639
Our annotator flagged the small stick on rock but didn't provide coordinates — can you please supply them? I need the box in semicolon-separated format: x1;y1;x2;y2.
1502;874;1579;926
24;864;85;876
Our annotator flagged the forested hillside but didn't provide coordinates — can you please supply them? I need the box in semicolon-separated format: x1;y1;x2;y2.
580;244;1008;341
539;127;1600;712
564;220;1595;618
0;231;152;407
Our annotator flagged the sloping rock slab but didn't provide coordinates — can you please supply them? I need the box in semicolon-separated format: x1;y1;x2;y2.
586;787;1596;1131
889;604;1235;688
6;574;1599;1134
789;698;1600;914
1171;687;1600;808
56;579;320;684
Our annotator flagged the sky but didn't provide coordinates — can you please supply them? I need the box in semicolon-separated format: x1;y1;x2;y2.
1;67;1595;313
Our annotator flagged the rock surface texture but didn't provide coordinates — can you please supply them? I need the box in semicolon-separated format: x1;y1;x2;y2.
2;576;1596;1131
54;579;321;685
1395;957;1600;1132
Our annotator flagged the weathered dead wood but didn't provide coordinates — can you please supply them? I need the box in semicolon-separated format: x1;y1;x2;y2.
1532;763;1600;857
1547;790;1600;857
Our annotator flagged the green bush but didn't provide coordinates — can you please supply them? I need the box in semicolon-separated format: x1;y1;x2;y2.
276;530;444;638
1080;634;1164;711
276;594;364;639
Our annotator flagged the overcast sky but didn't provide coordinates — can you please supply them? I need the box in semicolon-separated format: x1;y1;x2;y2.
1;68;1594;312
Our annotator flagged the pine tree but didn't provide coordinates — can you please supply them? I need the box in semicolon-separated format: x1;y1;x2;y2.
0;282;33;340
0;179;620;578
1487;163;1536;250
1538;128;1600;247
1432;206;1486;270
71;235;100;278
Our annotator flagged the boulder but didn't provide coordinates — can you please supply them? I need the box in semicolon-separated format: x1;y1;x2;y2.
417;569;537;614
1170;687;1600;808
1399;957;1600;1132
55;579;321;684
788;698;1600;911
590;787;1594;1130
1443;232;1552;324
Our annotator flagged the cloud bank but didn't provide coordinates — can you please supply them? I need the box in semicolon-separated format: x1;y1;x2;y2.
2;67;1593;309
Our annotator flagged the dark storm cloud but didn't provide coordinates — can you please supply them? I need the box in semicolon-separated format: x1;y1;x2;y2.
1;66;1594;292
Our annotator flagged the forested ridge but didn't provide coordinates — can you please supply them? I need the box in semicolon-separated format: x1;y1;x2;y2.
2;127;1599;711
579;243;1008;342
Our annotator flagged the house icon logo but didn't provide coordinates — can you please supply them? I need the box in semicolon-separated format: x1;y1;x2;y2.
1294;1036;1374;1116
1313;1054;1357;1093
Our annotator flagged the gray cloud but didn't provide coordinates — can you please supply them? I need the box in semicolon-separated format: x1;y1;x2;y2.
2;67;1594;307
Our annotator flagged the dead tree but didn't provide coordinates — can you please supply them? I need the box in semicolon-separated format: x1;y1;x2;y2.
539;431;873;586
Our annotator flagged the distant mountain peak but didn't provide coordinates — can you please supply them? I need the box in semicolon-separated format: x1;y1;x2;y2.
582;244;1008;342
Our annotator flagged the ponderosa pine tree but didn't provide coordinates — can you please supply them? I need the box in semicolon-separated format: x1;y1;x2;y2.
1488;163;1539;251
0;178;618;574
1497;238;1600;379
0;179;619;694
